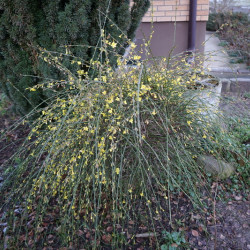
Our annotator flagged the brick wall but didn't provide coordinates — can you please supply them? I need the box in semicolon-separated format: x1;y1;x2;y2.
131;0;209;22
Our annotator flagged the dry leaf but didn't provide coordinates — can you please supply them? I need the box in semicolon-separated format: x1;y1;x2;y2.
171;243;178;247
106;226;113;232
85;232;91;238
102;234;112;243
77;230;84;236
37;227;45;233
191;229;199;237
128;220;135;225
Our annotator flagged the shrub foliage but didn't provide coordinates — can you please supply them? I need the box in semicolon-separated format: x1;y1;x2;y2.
0;0;150;115
0;33;242;247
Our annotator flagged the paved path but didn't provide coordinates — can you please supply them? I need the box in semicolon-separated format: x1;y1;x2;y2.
203;31;250;95
204;31;248;74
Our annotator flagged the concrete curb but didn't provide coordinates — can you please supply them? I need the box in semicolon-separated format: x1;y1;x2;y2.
208;67;250;75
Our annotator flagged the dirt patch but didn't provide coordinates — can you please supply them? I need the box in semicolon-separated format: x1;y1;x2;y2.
188;199;250;250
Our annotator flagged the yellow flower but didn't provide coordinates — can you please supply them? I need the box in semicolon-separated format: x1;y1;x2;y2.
102;76;107;82
131;42;136;49
133;55;141;60
187;121;192;126
115;168;120;175
152;109;156;115
77;70;84;75
111;41;117;48
203;135;207;139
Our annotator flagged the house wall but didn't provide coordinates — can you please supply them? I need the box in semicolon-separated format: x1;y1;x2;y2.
135;21;206;59
141;0;209;22
132;0;210;58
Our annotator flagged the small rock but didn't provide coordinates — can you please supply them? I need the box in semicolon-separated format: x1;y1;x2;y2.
234;195;242;201
220;234;226;240
197;155;235;179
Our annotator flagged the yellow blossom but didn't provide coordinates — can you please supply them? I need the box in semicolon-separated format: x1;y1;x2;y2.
111;41;117;48
133;55;141;60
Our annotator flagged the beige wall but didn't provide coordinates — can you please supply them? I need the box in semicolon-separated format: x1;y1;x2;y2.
131;0;209;22
132;0;209;58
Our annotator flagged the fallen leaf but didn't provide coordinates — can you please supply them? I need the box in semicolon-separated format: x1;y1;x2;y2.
28;239;34;246
102;234;112;243
191;229;199;237
19;234;26;242
77;230;84;236
106;226;113;232
37;227;45;233
171;243;178;247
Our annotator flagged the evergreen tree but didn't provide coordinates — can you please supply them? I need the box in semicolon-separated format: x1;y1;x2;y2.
0;0;150;115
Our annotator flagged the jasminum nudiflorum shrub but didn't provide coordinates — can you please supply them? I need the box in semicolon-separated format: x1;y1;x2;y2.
0;0;150;115
0;31;242;248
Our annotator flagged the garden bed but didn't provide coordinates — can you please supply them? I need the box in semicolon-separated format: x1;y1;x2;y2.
0;93;249;249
